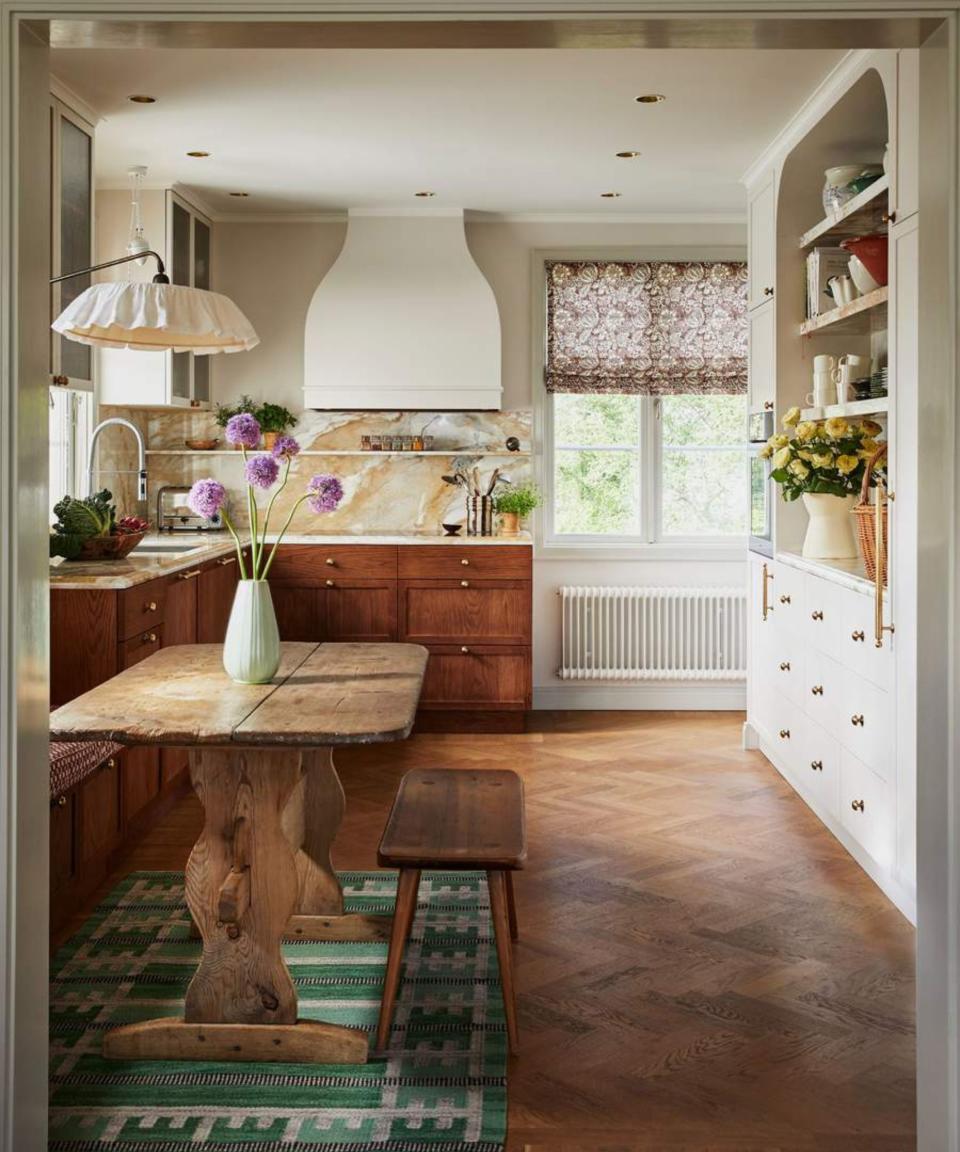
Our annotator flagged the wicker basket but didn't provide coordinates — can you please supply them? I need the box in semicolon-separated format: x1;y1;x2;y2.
851;444;888;585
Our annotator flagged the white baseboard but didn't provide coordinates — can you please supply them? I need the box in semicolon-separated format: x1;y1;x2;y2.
533;681;746;711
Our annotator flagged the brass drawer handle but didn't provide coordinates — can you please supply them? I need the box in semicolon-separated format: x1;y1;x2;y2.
325;557;336;566
145;600;158;611
217;556;236;567
461;558;470;566
104;757;117;770
810;760;823;771
779;661;791;672
179;568;201;581
763;400;774;411
460;645;470;654
779;729;790;740
325;579;335;588
144;632;157;643
882;210;896;224
779;594;791;605
763;286;775;297
52;794;68;808
811;685;824;696
851;714;865;727
851;630;865;642
811;610;823;621
460;579;470;587
851;799;865;813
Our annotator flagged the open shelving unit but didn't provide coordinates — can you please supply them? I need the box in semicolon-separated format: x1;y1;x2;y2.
798;286;888;336
145;449;533;458
799;396;889;422
798;173;889;249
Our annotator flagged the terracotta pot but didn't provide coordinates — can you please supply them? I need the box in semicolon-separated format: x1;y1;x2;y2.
841;235;888;287
262;431;279;450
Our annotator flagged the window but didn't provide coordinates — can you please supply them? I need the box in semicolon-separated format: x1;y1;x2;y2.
49;386;93;523
544;259;748;546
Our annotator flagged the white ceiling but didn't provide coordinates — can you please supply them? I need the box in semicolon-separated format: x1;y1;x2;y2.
50;48;846;218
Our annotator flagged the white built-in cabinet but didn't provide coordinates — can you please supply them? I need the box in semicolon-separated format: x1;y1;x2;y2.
744;50;918;921
98;189;213;409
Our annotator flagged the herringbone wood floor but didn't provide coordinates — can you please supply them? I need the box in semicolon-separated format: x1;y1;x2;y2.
58;712;916;1152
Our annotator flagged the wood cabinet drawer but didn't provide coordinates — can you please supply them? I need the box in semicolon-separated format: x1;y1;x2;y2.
324;581;397;642
399;545;531;581
119;578;167;640
797;717;840;818
770;561;805;634
399;580;531;646
120;624;163;669
268;544;397;582
419;646;531;710
840;748;895;870
77;752;121;865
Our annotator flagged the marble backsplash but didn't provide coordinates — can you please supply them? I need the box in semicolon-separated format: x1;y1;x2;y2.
97;407;533;536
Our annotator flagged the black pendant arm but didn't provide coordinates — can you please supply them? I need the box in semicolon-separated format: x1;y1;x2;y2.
49;250;169;286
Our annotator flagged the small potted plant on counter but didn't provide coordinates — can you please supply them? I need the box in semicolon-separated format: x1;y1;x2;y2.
215;394;259;447
494;482;541;537
256;402;297;451
762;407;884;560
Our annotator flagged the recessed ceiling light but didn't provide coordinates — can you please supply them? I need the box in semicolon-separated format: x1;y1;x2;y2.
186;151;210;158
600;192;622;199
616;151;641;159
414;191;436;198
635;93;666;104
128;94;156;104
228;192;249;198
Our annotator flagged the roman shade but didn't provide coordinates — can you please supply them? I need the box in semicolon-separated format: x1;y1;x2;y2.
545;260;748;396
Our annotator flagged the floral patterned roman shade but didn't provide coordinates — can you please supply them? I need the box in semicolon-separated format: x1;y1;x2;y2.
545;260;748;395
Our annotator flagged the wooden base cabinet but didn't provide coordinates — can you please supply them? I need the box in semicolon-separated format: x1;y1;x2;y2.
418;647;530;711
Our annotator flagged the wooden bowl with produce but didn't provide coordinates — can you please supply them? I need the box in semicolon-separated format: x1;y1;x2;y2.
50;491;150;561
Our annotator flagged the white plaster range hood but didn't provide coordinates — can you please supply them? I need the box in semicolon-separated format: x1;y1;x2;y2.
303;211;502;410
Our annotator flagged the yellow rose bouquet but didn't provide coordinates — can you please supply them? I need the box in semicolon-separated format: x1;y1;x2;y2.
759;408;884;502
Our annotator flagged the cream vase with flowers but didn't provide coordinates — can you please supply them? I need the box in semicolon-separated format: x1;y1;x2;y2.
761;407;885;560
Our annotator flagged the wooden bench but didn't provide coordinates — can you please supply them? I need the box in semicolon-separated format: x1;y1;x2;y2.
376;768;526;1054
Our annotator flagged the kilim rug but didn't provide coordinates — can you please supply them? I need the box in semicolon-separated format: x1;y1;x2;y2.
49;871;507;1151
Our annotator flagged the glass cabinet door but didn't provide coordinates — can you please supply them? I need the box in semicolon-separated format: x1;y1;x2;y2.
55;111;93;384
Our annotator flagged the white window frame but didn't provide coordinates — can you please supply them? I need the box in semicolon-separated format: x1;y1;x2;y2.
532;246;749;561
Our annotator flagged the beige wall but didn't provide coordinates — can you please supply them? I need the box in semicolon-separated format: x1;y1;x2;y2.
211;217;746;412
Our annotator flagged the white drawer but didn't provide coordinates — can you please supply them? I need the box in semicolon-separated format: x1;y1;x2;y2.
761;691;804;777
770;561;805;636
840;748;895;870
798;717;841;818
803;649;846;733
837;674;893;783
802;573;838;654
759;629;804;708
836;585;893;692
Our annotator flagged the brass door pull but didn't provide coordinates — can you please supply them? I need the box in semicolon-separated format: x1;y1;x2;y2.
761;563;774;621
851;799;865;813
779;662;791;672
851;714;865;727
811;760;823;771
217;556;236;567
852;630;865;642
811;610;824;621
811;685;824;696
179;568;201;581
779;729;790;739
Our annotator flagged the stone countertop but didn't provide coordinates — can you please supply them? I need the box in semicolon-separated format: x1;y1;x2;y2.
49;531;533;591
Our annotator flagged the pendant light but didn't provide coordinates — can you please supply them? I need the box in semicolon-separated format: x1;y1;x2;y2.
125;165;150;266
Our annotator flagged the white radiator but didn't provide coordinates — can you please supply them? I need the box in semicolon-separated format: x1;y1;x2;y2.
558;586;747;681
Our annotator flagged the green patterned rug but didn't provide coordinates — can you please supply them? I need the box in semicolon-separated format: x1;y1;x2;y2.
49;871;507;1151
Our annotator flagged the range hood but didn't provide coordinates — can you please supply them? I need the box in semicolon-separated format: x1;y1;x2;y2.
303;211;501;410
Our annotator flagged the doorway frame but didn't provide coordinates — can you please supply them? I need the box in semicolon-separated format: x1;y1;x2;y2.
1;5;956;1150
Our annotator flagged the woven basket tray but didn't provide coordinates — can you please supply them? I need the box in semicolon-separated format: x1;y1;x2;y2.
851;444;888;585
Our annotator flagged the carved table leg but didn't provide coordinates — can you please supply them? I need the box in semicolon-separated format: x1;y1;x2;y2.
103;746;367;1064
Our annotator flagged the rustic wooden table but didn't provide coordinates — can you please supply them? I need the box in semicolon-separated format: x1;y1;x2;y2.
50;641;428;1065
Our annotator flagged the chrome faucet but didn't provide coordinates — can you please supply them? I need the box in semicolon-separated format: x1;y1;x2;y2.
86;417;148;502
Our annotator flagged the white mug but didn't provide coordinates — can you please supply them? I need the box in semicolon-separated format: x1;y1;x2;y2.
813;354;836;374
805;375;834;408
827;275;857;306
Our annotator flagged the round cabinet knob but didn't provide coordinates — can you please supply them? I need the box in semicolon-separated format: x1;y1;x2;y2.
105;757;117;770
851;799;865;813
764;286;775;297
779;661;791;672
810;760;823;771
851;630;865;642
461;558;470;566
460;579;470;587
851;714;865;727
779;594;791;605
325;579;335;588
763;401;774;411
460;645;470;654
779;729;790;740
55;794;68;808
811;610;824;621
882;211;897;224
145;632;157;643
146;601;157;611
811;685;824;696
325;558;335;566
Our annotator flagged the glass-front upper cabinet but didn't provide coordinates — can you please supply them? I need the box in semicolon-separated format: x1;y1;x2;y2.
50;99;95;390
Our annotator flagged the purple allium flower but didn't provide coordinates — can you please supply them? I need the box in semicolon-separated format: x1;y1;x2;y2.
187;478;226;520
225;412;261;449
271;434;301;460
244;453;280;490
306;474;344;514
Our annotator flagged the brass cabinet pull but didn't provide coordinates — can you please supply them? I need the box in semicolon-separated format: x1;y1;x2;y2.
145;600;157;611
179;568;201;581
53;794;68;808
779;729;790;739
145;632;157;643
105;757;117;770
811;610;824;621
851;630;865;642
763;286;775;297
325;557;336;566
779;594;791;605
217;556;236;567
460;645;470;654
874;479;895;647
851;714;865;726
761;563;774;621
779;661;791;672
460;579;470;587
811;684;824;696
763;400;774;411
851;799;865;813
810;760;823;771
461;558;470;566
882;210;896;224
325;579;335;588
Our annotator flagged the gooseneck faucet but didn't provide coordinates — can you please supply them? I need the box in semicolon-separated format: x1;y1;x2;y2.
86;417;148;503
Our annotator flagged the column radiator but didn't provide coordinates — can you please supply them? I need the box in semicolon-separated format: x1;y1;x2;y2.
558;586;747;681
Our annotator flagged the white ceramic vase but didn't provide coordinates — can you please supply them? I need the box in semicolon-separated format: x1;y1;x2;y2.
222;579;281;684
801;493;858;560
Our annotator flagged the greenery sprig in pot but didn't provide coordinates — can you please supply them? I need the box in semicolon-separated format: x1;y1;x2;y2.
494;482;541;536
762;407;884;560
256;403;297;451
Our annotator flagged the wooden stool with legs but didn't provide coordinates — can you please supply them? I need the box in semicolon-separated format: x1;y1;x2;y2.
375;768;526;1054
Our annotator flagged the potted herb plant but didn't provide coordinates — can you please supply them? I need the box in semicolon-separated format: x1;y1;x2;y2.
494;482;541;537
762;407;884;559
214;395;259;448
187;415;344;683
256;402;297;451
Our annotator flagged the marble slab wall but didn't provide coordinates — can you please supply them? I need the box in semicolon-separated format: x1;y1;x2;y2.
97;407;533;535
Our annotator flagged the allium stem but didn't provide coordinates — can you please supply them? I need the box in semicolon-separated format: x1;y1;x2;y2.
241;445;261;579
220;508;248;580
260;493;311;580
259;456;291;563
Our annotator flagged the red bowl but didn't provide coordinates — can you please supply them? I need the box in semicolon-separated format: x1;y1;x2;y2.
841;235;888;287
